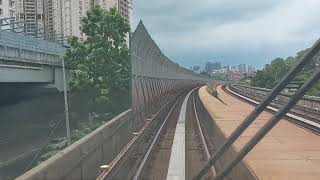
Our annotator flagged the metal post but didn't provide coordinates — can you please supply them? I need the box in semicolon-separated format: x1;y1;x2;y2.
62;56;71;146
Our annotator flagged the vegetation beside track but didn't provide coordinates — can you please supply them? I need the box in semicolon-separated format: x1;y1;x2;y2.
250;48;320;96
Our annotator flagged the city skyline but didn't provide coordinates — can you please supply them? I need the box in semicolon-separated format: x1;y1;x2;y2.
193;62;256;71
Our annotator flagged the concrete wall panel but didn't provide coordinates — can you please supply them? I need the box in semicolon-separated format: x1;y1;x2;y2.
17;110;133;180
0;66;54;83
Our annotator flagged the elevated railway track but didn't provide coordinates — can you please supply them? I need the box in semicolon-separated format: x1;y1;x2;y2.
98;88;216;180
16;20;320;180
225;85;320;135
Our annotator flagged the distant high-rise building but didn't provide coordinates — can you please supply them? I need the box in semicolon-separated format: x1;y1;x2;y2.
54;0;132;42
2;0;132;42
0;0;15;18
42;0;55;40
14;0;57;39
118;0;130;21
15;0;45;37
248;65;256;73
212;62;221;70
238;64;247;73
0;0;16;30
226;65;230;71
204;62;214;74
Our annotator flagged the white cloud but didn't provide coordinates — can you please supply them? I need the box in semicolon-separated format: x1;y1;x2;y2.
133;0;320;67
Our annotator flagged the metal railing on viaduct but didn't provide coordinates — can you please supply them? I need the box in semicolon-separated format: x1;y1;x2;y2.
17;21;212;180
0;30;68;89
0;30;64;66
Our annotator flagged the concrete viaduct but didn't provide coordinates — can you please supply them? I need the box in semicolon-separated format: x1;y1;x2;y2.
0;30;67;91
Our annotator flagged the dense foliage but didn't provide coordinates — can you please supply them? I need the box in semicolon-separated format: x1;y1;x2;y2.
251;57;290;88
64;6;130;109
250;48;320;96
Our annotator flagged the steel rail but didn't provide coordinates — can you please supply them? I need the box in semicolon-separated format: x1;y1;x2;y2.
231;84;320;114
224;85;320;134
214;68;320;180
192;90;217;176
193;38;320;180
132;89;187;180
97;90;188;180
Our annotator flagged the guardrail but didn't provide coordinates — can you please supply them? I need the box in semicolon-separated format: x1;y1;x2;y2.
0;30;65;66
0;30;64;55
230;84;320;114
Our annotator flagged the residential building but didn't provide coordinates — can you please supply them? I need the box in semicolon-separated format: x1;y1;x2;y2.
55;0;132;42
42;0;55;40
238;64;247;74
0;0;16;30
0;0;15;18
118;0;129;21
248;65;256;74
2;0;131;42
15;0;45;37
13;0;56;39
53;0;82;42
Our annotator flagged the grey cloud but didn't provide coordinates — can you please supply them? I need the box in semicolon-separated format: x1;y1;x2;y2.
134;0;280;34
132;0;320;69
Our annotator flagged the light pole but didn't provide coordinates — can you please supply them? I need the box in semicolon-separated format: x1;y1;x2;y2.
61;55;71;146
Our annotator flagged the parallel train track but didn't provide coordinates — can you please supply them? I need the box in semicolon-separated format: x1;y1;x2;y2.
133;88;215;180
98;88;215;180
223;85;320;135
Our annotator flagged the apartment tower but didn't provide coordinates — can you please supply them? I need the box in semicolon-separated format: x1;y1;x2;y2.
0;0;15;18
8;0;132;42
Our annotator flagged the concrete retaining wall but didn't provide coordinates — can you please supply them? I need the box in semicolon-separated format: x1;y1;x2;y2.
17;110;138;180
195;92;257;180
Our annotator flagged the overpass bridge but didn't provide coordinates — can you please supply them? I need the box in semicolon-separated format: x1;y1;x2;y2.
0;30;67;91
16;22;320;180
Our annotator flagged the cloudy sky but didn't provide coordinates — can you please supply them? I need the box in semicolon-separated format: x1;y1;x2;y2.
132;0;320;69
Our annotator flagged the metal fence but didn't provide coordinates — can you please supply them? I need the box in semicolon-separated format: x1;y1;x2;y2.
131;21;212;118
0;30;65;66
0;30;64;55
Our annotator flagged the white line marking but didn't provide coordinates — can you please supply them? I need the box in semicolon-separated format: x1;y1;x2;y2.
132;94;185;180
166;89;196;180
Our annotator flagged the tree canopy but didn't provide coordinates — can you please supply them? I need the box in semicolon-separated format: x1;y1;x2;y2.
251;57;289;88
250;48;320;96
64;6;130;108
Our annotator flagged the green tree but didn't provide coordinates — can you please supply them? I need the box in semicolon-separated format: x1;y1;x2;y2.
65;6;130;111
251;58;288;89
250;47;320;97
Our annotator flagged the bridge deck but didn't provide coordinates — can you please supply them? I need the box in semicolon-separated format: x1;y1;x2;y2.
199;86;320;180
